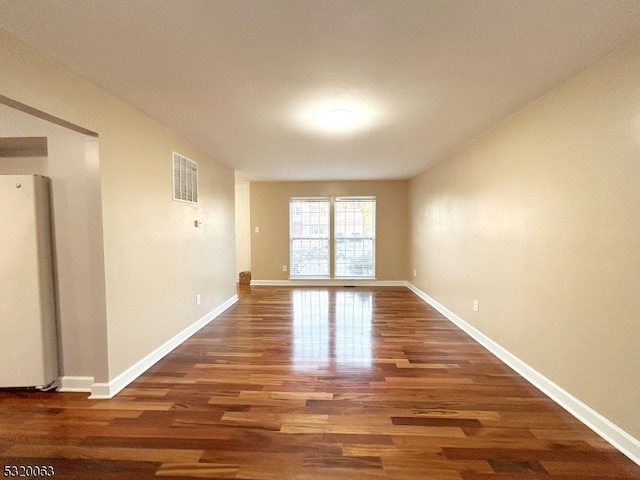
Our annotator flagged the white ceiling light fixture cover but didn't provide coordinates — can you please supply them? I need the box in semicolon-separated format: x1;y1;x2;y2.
289;90;386;137
323;109;357;131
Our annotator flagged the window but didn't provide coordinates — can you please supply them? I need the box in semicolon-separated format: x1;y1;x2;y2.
289;198;330;277
289;196;376;279
334;197;376;278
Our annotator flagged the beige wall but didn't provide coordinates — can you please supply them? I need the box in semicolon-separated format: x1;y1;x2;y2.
0;104;107;381
251;180;409;281
0;29;237;384
409;36;640;439
235;181;252;275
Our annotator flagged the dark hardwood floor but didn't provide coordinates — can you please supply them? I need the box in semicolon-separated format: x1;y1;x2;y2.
1;286;639;479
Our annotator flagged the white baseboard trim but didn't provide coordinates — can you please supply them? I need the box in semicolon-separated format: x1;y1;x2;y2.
406;282;640;466
57;376;94;392
251;279;409;287
89;294;239;400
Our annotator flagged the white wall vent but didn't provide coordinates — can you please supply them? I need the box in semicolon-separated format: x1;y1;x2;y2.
172;152;198;204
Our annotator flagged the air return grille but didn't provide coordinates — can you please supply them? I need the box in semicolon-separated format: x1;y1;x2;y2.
173;152;198;204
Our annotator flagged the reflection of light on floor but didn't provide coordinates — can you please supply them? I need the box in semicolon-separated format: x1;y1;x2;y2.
292;289;373;371
336;290;372;368
292;290;329;370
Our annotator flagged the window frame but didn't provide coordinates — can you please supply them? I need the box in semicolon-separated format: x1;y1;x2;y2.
333;196;376;279
289;197;331;278
289;196;376;279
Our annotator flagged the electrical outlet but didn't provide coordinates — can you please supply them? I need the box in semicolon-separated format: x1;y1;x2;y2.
283;265;287;272
413;269;417;277
196;294;201;305
473;300;479;312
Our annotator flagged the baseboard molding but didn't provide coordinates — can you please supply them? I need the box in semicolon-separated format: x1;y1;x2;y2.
89;294;239;400
251;279;409;287
57;376;93;393
406;283;640;466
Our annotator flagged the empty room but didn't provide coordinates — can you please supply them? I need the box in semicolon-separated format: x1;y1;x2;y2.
0;1;639;479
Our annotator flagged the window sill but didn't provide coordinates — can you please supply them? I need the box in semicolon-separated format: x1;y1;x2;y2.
289;277;377;281
289;276;331;280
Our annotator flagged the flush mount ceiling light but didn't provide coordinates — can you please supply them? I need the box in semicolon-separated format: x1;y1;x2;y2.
289;90;385;137
322;108;357;131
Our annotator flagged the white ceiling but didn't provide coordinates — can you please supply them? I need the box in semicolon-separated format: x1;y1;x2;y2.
2;0;640;181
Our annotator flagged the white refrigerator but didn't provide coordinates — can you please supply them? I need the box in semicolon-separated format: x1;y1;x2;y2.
0;175;59;389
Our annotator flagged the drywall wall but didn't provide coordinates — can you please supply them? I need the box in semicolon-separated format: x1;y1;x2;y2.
0;104;106;382
251;180;409;281
0;28;236;386
235;181;252;276
409;35;640;440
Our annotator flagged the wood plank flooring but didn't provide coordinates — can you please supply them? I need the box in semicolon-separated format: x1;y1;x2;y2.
1;286;639;479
